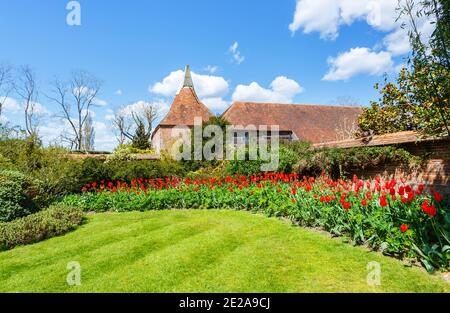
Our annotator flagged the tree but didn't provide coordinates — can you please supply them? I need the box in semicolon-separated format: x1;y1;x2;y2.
131;120;151;149
359;0;449;137
15;66;40;136
0;63;13;119
81;111;95;151
111;101;160;147
48;70;102;150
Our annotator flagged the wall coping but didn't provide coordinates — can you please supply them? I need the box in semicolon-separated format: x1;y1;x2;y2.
313;131;449;149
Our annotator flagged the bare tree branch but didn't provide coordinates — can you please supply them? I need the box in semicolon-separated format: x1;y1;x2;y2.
0;63;14;118
111;101;160;146
48;70;102;150
15;65;40;136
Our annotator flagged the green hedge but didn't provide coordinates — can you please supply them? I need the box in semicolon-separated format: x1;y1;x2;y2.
0;204;84;250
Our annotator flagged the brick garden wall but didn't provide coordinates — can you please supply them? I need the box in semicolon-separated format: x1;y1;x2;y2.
351;139;449;195
315;132;450;195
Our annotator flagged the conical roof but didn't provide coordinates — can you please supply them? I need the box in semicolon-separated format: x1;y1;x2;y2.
158;65;213;126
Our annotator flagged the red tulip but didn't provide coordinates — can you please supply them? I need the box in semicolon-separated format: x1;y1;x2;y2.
407;191;414;202
400;224;408;233
361;198;367;206
434;191;443;202
380;197;388;207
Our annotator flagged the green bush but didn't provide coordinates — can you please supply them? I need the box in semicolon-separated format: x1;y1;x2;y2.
225;144;301;176
0;139;80;203
0;170;43;222
293;146;422;179
0;204;84;250
105;158;186;182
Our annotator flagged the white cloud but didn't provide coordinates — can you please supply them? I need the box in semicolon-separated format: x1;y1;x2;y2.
120;100;170;118
104;114;115;121
232;76;303;103
289;0;341;39
93;121;116;151
323;47;394;81
383;27;411;56
289;0;435;56
0;97;49;117
383;18;435;57
39;117;116;152
204;65;218;74
289;0;398;39
115;89;123;96
92;97;108;107
39;119;71;146
202;97;229;111
72;86;108;106
81;109;95;118
229;42;245;64
150;69;229;98
0;97;21;113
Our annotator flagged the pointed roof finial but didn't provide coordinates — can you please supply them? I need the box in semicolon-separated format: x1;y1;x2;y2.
182;64;194;88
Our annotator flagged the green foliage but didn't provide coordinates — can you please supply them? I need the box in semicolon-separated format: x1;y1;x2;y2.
294;146;421;179
225;144;301;176
106;158;186;182
0;138;81;202
0;204;84;250
0;170;43;222
106;144;154;162
131;121;151;149
359;0;450;137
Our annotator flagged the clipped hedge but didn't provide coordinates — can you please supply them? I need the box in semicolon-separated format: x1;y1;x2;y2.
0;204;84;250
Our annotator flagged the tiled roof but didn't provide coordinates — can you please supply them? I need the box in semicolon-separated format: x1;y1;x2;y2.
221;102;363;143
158;87;213;126
313;131;448;148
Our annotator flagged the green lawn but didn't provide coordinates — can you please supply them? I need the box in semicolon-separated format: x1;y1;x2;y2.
0;210;448;292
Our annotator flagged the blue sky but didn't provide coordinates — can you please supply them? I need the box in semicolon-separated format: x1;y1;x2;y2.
0;0;433;150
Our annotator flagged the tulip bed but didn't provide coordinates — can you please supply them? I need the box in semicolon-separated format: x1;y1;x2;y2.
62;173;450;271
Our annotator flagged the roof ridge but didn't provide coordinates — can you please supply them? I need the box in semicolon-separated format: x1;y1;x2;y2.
231;101;363;109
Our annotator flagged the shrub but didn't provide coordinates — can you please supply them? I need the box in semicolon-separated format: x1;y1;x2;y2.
105;158;186;182
105;144;155;162
293;146;422;179
0;204;84;250
0;170;43;222
225;144;300;176
0;139;81;203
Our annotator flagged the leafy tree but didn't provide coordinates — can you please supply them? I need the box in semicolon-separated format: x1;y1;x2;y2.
131;120;151;150
359;0;449;137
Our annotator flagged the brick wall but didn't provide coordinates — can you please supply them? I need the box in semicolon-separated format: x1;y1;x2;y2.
316;133;450;195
